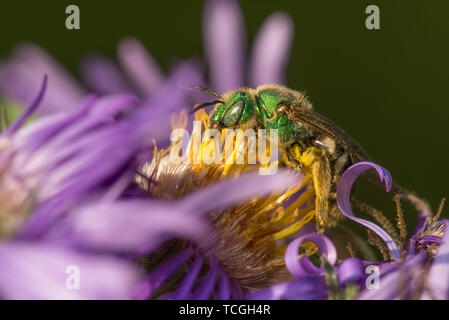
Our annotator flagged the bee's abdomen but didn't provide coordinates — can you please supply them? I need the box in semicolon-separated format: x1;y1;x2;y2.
314;136;352;177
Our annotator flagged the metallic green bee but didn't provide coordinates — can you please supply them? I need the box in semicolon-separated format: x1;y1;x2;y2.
193;84;431;233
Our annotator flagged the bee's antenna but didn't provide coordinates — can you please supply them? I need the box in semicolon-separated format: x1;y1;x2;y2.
191;85;223;99
190;99;223;114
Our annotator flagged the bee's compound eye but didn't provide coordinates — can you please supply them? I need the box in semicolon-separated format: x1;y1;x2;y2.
222;100;244;127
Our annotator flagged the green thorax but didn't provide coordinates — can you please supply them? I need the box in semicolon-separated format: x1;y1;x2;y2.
255;89;313;144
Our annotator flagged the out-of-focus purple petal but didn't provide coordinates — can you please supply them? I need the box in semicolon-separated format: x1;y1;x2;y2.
249;12;293;86
56;172;298;254
246;277;328;300
138;60;203;117
133;248;194;299
203;0;246;92
338;258;365;284
422;219;449;300
357;253;425;300
5;74;47;135
20;93;174;237
118;38;165;97
183;171;300;216
337;162;401;260
285;233;337;278
12;95;97;153
54;200;212;255
14;94;137;167
81;55;133;95
0;44;85;114
0;242;140;299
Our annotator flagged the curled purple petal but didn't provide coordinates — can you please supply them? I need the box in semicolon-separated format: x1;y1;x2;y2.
285;233;337;278
337;162;401;260
249;12;293;86
203;0;245;92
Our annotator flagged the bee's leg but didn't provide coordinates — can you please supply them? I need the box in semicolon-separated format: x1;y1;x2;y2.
284;144;332;233
327;198;343;228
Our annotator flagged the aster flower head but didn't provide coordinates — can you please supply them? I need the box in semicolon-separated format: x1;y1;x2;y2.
0;77;146;299
0;60;206;299
245;162;448;300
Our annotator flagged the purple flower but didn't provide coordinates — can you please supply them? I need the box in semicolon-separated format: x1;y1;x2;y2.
0;77;146;298
0;70;206;298
249;162;448;300
337;162;448;299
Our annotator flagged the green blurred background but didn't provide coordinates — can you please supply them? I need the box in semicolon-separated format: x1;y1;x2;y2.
1;0;448;227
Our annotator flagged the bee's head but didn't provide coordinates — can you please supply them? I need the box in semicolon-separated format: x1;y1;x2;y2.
208;90;255;129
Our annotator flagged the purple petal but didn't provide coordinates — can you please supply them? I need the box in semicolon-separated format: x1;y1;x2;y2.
0;43;85;114
203;0;246;92
337;162;401;260
19;93;174;237
133;248;194;299
5;74;47;135
58;172;299;254
139;60;203;116
81;55;133;95
191;258;219;300
356;253;425;300
415;235;442;247
172;255;205;299
246;277;328;300
117;38;165;97
249;12;293;86
0;242;140;299
55;200;212;255
12;95;97;153
338;258;365;284
182;170;300;216
216;267;232;300
422;219;449;300
285;233;337;278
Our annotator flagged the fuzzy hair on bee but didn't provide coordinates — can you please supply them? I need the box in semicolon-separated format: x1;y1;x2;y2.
192;84;432;233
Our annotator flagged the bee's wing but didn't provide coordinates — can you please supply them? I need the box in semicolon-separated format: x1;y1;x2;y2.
285;107;371;163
